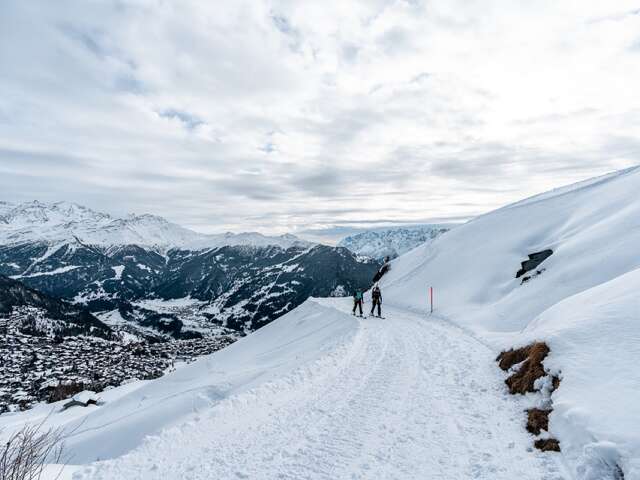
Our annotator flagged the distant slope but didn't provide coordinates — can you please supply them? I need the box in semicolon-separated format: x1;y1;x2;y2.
338;224;453;260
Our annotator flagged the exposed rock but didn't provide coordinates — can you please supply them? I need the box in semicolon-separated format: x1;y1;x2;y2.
516;249;553;278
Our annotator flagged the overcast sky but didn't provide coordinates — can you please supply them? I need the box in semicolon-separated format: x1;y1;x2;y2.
1;1;639;235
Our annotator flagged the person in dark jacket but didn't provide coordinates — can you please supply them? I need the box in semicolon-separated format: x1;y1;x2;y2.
370;283;382;317
352;289;364;316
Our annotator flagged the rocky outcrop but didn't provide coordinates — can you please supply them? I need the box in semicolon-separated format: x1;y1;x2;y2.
516;249;553;278
516;249;553;279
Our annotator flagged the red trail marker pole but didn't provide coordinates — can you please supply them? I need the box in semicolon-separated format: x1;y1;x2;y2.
429;286;433;314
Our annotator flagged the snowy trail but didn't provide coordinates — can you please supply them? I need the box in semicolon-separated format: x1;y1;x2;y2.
75;300;568;480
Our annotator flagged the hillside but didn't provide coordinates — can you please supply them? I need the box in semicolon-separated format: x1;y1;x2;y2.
2;168;639;479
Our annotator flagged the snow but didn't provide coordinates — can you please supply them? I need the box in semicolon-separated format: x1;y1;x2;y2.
521;269;640;478
71;391;100;405
10;265;80;279
62;300;565;479
111;265;125;280
97;309;127;326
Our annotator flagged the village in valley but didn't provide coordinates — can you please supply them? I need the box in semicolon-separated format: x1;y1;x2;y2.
0;306;236;414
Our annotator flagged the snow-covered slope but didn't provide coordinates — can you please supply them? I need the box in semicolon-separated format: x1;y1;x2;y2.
1;300;359;463
337;224;452;260
379;166;640;477
0;201;312;250
2;298;568;480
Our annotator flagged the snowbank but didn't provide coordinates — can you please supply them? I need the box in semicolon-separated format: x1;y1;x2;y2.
523;269;640;478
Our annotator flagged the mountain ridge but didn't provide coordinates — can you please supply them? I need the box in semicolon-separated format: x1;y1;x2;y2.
0;200;313;250
337;224;454;260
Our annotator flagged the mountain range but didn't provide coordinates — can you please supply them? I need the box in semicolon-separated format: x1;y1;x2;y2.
0;201;379;337
337;224;453;260
0;200;311;250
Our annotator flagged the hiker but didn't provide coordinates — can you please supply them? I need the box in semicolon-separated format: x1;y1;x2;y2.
352;289;364;316
370;283;382;318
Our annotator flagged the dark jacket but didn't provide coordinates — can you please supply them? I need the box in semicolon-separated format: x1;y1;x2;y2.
371;287;382;302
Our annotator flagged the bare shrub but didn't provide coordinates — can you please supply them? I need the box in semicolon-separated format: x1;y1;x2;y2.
496;342;550;394
534;438;560;452
0;423;65;480
496;345;531;371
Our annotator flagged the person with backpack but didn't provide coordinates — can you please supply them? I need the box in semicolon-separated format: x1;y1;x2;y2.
370;283;382;318
352;289;364;316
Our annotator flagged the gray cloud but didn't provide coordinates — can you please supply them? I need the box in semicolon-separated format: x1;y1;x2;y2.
0;0;638;234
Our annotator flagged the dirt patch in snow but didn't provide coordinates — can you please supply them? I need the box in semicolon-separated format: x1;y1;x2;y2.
497;342;562;452
496;342;549;394
526;408;550;435
534;438;560;452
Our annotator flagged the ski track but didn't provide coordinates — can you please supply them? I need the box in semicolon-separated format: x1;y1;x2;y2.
75;302;568;480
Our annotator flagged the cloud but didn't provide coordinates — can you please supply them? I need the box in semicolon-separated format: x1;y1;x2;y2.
0;0;639;234
158;109;205;130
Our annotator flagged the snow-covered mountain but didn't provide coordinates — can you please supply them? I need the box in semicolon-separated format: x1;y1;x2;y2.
338;224;453;260
0;201;379;336
0;200;312;250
